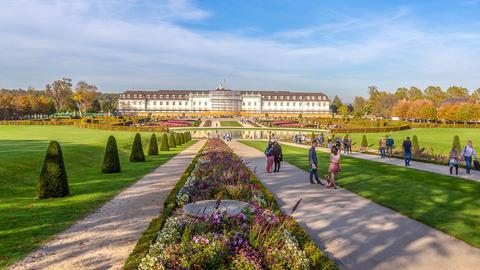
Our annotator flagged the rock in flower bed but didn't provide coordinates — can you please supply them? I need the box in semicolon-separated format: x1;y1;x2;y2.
139;139;337;270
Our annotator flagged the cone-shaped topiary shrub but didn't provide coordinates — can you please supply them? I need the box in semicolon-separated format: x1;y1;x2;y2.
130;133;145;162
102;135;121;173
412;135;420;153
174;133;181;146
188;131;192;141
361;134;368;148
148;134;159;156
168;133;176;148
37;141;69;198
184;132;190;142
179;132;185;145
452;135;461;152
160;133;169;151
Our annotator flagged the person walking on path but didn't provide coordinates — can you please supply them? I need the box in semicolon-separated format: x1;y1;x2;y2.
347;135;353;154
449;147;460;175
343;135;349;155
461;140;478;175
379;136;387;159
272;141;283;172
309;140;323;185
403;137;413;166
264;142;274;173
386;135;395;158
327;145;341;189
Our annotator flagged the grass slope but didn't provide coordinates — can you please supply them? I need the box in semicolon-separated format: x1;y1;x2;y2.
240;140;480;249
0;125;195;269
219;120;242;127
338;128;480;156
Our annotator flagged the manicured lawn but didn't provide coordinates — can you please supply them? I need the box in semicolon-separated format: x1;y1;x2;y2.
337;128;480;156
240;140;480;249
219;120;242;127
0;125;195;269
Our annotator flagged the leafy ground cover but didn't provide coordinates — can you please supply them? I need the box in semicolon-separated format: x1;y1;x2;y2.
137;139;336;270
240;140;480;249
220;121;243;127
0;125;194;269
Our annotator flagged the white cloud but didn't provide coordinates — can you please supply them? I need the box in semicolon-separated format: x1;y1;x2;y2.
0;1;479;100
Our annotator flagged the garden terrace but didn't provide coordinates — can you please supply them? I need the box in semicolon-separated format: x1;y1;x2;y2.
137;139;336;270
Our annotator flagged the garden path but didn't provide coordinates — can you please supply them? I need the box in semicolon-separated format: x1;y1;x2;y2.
280;141;480;183
229;140;480;270
10;140;205;270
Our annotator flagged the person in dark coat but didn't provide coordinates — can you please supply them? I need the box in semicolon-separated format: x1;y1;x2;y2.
308;140;323;185
272;141;283;172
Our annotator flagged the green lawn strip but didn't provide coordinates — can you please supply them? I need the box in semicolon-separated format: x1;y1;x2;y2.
219;120;243;127
123;141;207;270
239;140;480;249
0;125;195;269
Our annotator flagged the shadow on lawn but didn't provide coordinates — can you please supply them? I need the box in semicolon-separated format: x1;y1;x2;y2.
0;139;190;268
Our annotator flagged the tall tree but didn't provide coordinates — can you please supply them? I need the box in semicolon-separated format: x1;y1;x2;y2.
46;78;73;113
446;86;469;98
424;86;446;105
74;81;98;116
352;96;366;117
407;87;423;101
374;92;399;117
330;95;343;114
471;88;480;104
394;87;408;100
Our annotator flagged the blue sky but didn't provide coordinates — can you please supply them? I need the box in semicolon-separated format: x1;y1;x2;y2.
1;0;480;101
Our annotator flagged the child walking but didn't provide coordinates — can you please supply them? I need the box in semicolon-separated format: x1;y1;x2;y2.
449;147;459;175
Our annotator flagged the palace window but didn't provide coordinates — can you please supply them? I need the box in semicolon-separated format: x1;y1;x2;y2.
166;101;169;105
286;102;289;106
268;102;271;106
274;102;277;106
248;102;251;106
160;101;163;105
243;102;245;106
280;102;283;106
254;102;257;106
153;101;157;105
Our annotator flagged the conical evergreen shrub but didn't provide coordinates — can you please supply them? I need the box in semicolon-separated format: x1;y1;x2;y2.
179;132;185;145
184;132;190;142
168;133;176;148
174;133;182;146
102;135;121;173
361;134;368;148
148;134;159;156
160;133;169;151
452;135;461;152
188;131;192;141
412;135;420;153
37;141;69;198
130;133;145;162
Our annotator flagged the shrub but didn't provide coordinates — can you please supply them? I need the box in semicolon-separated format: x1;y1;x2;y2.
174;133;182;146
160;133;169;151
168;133;176;148
182;132;188;143
412;135;420;153
148;134;159;156
37;141;69;198
102;135;121;173
179;132;185;145
130;133;145;162
452;135;461;152
361;134;368;148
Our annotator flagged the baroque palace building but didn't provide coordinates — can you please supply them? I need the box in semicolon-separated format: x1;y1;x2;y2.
118;85;330;115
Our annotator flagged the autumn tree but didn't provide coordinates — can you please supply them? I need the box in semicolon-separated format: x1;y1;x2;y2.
374;93;399;117
392;100;410;119
471;88;480;104
352;96;366;117
424;86;446;106
74;81;98;116
46;78;73;112
330;95;343;114
446;86;469;99
407;87;423;101
394;87;408;100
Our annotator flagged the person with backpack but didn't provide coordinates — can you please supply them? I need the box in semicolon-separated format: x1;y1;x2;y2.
264;142;274;173
386;135;395;158
272;141;283;172
461;140;478;175
402;137;412;166
308;140;323;185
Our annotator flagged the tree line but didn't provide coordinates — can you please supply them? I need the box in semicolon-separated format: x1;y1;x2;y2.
0;77;118;119
331;85;480;122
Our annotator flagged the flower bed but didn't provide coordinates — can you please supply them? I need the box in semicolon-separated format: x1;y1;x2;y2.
137;139;337;270
159;120;192;127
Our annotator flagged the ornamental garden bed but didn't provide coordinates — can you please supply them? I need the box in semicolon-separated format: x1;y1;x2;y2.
132;139;336;270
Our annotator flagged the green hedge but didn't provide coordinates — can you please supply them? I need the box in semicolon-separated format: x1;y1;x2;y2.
123;141;206;270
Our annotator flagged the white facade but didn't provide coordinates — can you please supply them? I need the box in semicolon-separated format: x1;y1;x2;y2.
118;87;330;114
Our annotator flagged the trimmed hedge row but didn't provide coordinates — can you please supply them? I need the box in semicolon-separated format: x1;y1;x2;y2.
123;141;206;270
331;125;411;134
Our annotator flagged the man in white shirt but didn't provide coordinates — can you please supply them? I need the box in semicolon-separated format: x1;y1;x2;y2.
461;140;478;175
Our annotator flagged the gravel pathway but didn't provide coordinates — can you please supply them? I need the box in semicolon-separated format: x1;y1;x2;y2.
10;140;205;270
229;140;480;270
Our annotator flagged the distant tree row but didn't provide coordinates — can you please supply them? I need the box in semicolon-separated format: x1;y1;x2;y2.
335;85;480;121
0;77;118;119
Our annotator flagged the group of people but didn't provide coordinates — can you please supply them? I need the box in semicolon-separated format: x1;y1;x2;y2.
264;138;283;173
448;140;479;175
378;135;395;159
309;139;341;189
222;132;233;141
